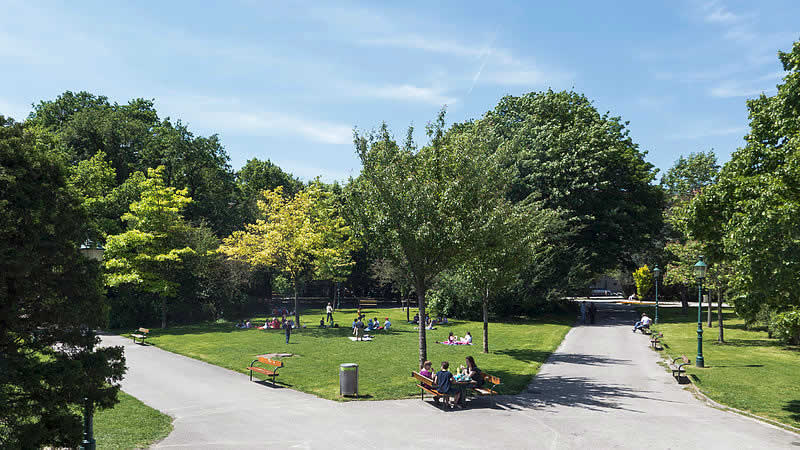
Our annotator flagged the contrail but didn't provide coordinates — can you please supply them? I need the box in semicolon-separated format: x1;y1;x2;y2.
466;30;498;98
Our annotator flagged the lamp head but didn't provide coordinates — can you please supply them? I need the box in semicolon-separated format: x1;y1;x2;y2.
693;256;707;280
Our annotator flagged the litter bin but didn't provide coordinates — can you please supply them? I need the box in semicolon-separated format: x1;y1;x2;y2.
339;363;358;397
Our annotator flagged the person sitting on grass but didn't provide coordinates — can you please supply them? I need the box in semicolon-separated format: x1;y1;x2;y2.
271;318;281;329
447;331;458;343
352;318;358;334
633;313;652;333
383;317;391;331
245;319;252;328
235;320;245;328
426;317;435;330
366;318;375;331
412;313;419;324
460;331;472;344
319;317;325;328
434;361;462;408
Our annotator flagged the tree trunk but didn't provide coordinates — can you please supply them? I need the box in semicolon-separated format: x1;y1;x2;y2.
161;296;167;329
482;287;489;354
416;284;427;368
707;289;713;328
680;287;688;314
717;290;725;343
293;283;300;326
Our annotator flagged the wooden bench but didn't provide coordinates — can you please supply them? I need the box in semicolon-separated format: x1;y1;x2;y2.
246;357;283;386
359;299;378;308
131;328;149;344
650;332;663;350
669;355;691;379
472;373;501;405
411;371;448;404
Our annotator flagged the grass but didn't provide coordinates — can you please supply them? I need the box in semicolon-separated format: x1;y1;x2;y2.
125;307;573;401
644;306;800;429
94;390;173;449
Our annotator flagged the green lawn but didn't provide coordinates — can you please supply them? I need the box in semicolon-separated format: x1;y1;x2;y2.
129;307;573;401
94;390;173;449
646;306;800;429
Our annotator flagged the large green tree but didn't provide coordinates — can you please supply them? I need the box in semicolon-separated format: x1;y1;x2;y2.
346;114;510;366
103;166;196;328
0;117;126;447
463;90;664;280
688;39;800;323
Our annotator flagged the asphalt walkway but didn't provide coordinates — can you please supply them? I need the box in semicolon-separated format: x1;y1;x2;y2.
101;302;799;449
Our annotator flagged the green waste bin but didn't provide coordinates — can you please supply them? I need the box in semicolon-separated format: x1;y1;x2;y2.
339;363;358;397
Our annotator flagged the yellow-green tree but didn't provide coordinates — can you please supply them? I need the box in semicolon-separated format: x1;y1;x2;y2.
103;166;195;328
219;185;355;324
632;265;653;300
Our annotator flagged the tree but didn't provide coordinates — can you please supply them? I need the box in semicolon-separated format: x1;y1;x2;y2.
462;202;539;353
463;90;664;280
346;113;509;366
632;265;654;299
688;39;800;324
236;158;303;225
103;166;196;328
220;185;354;325
0;117;125;447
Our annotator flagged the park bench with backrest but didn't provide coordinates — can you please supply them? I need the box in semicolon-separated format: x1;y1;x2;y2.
246;357;283;386
412;371;445;402
669;355;691;379
359;299;378;309
472;372;501;405
131;328;149;344
650;332;663;350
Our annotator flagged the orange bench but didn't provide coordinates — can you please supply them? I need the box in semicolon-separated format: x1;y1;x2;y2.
131;327;149;344
472;373;501;405
246;357;283;386
411;371;447;403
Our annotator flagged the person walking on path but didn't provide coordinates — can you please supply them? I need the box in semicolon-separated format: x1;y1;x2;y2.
283;318;292;344
589;302;597;324
580;301;587;324
326;302;334;323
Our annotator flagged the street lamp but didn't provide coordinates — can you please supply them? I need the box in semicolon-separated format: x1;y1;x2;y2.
653;265;661;324
693;256;707;368
78;241;104;450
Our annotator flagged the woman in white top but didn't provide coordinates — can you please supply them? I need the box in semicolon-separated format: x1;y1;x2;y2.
461;331;472;344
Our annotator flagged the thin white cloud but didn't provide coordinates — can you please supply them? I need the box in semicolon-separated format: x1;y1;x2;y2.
667;125;747;140
701;1;745;24
360;34;515;64
157;95;352;145
351;84;457;106
709;80;769;98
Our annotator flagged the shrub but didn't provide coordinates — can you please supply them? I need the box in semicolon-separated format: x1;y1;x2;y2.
770;308;800;345
632;265;653;299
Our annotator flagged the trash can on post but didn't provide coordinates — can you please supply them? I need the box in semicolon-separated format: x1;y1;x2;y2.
339;363;358;397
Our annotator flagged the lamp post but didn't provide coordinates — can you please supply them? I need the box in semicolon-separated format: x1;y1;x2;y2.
653;265;661;324
79;241;104;450
693;256;707;368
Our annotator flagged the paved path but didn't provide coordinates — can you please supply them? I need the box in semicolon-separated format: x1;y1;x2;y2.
102;303;799;449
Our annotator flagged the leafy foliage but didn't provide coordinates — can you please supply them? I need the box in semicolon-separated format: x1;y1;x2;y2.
770;308;800;345
220;185;356;323
688;39;800;321
103;166;196;328
0;117;125;447
346;112;510;365
632;265;653;299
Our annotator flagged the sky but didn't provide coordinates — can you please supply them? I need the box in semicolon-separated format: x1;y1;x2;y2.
1;0;798;182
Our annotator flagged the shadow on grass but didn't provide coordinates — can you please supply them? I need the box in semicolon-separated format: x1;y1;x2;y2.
784;399;800;422
505;375;677;413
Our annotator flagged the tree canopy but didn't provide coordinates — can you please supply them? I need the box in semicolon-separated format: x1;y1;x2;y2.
0;117;125;447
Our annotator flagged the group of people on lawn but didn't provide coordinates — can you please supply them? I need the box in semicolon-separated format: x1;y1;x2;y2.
411;313;448;329
439;331;472;345
420;356;484;408
351;316;391;340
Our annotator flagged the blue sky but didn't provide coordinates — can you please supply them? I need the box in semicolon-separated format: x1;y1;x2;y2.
1;0;797;182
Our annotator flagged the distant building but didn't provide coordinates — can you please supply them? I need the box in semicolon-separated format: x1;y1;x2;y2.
589;275;621;294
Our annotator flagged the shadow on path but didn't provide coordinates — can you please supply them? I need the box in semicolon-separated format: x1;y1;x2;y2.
501;375;675;413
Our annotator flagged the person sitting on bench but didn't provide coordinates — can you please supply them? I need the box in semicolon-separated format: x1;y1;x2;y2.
633;313;652;333
434;361;462;408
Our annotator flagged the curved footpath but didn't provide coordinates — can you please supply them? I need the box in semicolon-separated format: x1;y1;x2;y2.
101;303;799;449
